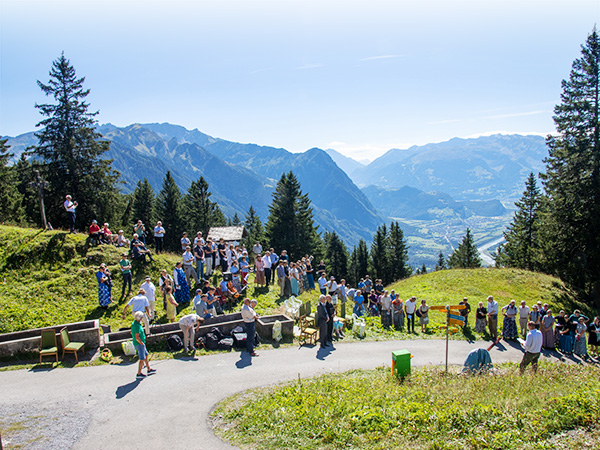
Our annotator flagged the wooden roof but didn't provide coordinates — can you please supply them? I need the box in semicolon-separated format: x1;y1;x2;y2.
207;226;247;242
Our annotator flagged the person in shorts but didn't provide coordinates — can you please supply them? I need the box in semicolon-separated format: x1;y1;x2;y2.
131;311;155;379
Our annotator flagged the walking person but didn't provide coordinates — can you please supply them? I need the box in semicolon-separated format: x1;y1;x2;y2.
519;321;543;374
131;311;155;379
241;298;259;357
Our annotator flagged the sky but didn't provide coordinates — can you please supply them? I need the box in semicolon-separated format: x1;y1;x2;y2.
1;0;599;161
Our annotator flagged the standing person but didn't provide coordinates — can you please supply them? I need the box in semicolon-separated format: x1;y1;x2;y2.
63;194;77;233
178;313;204;352
239;254;250;286
182;246;198;286
338;279;347;312
283;261;292;297
519;321;543;375
317;272;328;295
276;260;286;297
475;301;488;333
254;255;266;287
486;296;499;340
392;296;404;330
131;311;155;379
574;317;589;359
305;257;315;290
418;299;430;333
181;232;191;252
203;239;214;278
554;310;568;350
122;288;150;335
380;290;392;327
194;240;205;281
218;238;228;272
269;249;279;284
459;297;471;327
241;298;259;357
327;276;339;313
325;295;335;344
173;262;190;305
252;242;262;262
159;269;173;309
119;253;132;300
140;276;157;322
541;309;555;349
153;221;165;253
518;301;530;339
405;296;417;333
165;286;178;323
363;275;373;299
317;295;330;348
529;304;541;329
587;316;600;357
96;264;112;308
501;300;518;340
289;262;299;295
134;220;146;244
262;250;272;287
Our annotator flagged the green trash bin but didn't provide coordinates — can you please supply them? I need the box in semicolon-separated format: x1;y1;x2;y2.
392;350;412;378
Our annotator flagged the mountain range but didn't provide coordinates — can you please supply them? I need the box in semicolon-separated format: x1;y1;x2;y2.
3;126;549;267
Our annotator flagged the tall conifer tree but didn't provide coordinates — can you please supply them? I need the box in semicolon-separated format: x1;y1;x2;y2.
370;223;390;283
541;28;600;306
0;139;25;224
349;239;369;286
448;228;482;269
132;179;155;237
157;171;183;251
388;221;410;281
33;53;119;229
243;205;265;249
182;176;224;237
324;231;348;280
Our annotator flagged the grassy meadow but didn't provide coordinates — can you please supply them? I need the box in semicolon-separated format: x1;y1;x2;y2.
213;363;600;450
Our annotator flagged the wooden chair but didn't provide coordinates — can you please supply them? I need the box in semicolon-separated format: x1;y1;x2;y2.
299;315;318;346
40;329;58;363
60;327;85;362
305;301;315;327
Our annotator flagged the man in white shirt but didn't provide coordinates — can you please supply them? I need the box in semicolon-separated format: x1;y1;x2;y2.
63;194;77;233
262;250;272;287
178;313;204;352
241;298;259;357
405;296;417;333
327;276;339;311
318;273;328;295
122;288;151;334
140;276;157;322
518;300;530;339
520;321;543;374
486;295;499;340
182;246;199;285
154;221;165;253
181;232;191;252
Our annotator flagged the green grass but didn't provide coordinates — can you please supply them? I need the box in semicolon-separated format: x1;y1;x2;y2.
213;363;600;450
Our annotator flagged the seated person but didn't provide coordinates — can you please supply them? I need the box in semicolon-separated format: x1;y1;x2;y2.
88;220;101;244
116;229;130;247
206;287;219;315
131;233;155;263
100;223;116;244
193;291;213;319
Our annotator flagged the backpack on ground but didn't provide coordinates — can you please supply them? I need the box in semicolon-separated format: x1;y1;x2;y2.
217;337;234;351
233;332;247;348
167;334;183;351
205;332;219;350
210;327;224;341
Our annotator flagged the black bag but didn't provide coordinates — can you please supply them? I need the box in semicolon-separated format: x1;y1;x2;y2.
210;327;224;340
233;332;247;348
167;334;183;351
205;332;219;350
416;308;422;318
217;337;234;350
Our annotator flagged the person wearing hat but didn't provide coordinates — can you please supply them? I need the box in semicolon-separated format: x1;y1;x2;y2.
140;276;157;322
131;311;155;379
193;291;212;319
63;194;77;233
122;288;151;335
88;219;101;245
119;253;133;299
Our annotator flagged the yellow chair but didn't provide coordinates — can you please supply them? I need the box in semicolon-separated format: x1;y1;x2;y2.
299;315;318;346
60;327;85;362
40;329;58;364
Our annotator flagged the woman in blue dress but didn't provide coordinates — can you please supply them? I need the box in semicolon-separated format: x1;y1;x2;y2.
573;317;588;359
96;264;112;308
173;261;190;305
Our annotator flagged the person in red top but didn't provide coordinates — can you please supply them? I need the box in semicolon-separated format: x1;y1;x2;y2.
88;220;101;245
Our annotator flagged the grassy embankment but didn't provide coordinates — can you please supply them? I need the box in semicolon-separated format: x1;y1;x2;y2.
0;224;589;345
213;363;600;450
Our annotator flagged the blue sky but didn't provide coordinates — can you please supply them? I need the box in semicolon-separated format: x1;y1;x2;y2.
1;0;599;160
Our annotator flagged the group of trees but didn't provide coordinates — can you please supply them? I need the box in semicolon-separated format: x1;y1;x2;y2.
498;29;600;308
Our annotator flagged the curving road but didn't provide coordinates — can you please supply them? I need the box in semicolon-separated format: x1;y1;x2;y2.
0;338;567;450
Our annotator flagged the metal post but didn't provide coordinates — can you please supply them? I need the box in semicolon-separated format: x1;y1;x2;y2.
31;170;49;230
445;305;450;373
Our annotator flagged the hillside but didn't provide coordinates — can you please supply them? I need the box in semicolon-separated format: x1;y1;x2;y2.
0;225;588;336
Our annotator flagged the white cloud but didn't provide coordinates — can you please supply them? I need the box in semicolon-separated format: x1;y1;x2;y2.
360;54;404;61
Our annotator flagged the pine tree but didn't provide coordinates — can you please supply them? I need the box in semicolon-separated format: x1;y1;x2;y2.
33;53;120;229
0;139;25;224
421;263;427;274
497;173;542;271
435;252;446;271
388;221;410;281
231;213;241;226
540;28;600;306
370;223;390;283
243;205;265;249
132;179;155;237
182;176;224;237
157;171;184;251
14;155;39;224
448;228;482;269
348;239;369;286
324;231;349;280
266;171;321;260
